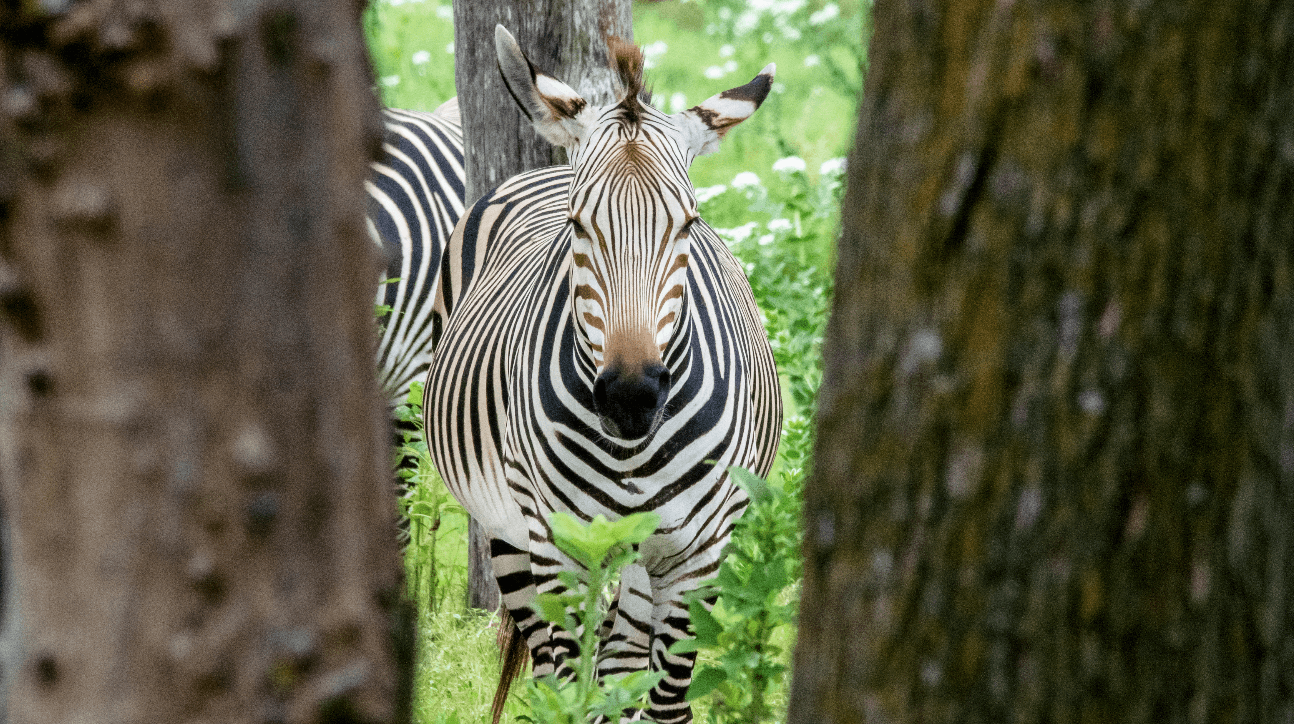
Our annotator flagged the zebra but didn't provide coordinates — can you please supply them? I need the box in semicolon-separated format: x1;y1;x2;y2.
425;27;782;723
367;98;465;409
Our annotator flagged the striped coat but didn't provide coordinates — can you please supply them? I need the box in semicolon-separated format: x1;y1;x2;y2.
424;27;782;724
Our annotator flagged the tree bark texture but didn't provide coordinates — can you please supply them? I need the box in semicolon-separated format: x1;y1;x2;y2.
0;2;409;722
452;0;632;204
450;0;632;613
791;1;1294;722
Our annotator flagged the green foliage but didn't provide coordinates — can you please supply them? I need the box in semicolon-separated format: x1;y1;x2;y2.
522;512;666;724
363;0;456;111
633;0;867;190
416;606;528;724
669;466;803;724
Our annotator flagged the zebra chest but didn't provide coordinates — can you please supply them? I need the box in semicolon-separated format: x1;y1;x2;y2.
497;289;739;517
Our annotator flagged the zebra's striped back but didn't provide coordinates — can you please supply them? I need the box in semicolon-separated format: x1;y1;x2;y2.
368;101;464;406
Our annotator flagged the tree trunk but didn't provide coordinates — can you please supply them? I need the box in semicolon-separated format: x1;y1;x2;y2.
451;0;632;613
0;3;410;722
791;0;1294;722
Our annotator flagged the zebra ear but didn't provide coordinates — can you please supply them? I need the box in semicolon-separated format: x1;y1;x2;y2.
677;63;776;159
495;25;591;148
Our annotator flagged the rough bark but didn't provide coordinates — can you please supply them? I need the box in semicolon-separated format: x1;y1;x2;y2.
0;2;409;722
791;0;1294;722
451;0;632;613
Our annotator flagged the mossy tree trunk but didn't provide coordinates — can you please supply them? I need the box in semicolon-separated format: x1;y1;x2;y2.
0;2;409;722
791;0;1294;721
451;0;632;613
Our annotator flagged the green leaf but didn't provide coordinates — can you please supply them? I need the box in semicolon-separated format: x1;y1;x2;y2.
407;380;424;406
728;465;771;502
685;666;728;701
532;593;569;626
668;637;700;655
687;600;724;645
603;511;661;546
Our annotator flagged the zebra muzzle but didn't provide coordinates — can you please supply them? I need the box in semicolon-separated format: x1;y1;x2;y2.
592;363;670;440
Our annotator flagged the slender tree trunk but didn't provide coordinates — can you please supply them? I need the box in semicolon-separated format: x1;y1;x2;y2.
451;0;631;613
0;3;410;722
791;0;1294;722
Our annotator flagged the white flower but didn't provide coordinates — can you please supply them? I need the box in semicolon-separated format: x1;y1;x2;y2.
435;4;452;19
734;10;760;35
380;75;401;87
781;26;802;41
643;40;668;69
644;40;669;57
767;218;793;232
445;41;455;54
668;92;688;113
772;156;806;173
820;157;847;175
757;234;775;246
804;54;821;67
719;44;736;58
703;65;727;80
731;171;762;189
771;82;786;94
723;60;738;73
718;221;759;244
810;3;840;25
694;184;728;203
412;50;431;65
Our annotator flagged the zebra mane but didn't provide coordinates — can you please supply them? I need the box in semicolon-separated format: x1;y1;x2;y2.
607;36;651;123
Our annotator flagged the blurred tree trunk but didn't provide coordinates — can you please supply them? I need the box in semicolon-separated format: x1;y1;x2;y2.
0;2;410;722
451;0;631;613
791;0;1294;722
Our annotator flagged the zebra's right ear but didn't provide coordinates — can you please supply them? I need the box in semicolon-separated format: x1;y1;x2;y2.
495;25;591;148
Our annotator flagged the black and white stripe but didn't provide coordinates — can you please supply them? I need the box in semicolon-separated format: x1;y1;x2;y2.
367;100;464;408
424;28;781;724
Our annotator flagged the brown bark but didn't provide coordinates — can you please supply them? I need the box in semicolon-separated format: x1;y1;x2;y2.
450;0;632;613
0;2;408;722
791;0;1294;722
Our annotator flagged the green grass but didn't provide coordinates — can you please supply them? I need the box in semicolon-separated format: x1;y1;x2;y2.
366;2;864;721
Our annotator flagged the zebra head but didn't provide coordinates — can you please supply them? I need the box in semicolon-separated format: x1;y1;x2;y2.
495;26;774;441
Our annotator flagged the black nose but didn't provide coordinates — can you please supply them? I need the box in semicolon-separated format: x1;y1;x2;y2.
592;363;670;439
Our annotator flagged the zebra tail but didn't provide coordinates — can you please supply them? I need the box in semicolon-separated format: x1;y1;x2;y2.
492;607;530;724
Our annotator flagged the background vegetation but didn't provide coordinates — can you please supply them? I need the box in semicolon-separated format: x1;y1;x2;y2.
365;1;868;721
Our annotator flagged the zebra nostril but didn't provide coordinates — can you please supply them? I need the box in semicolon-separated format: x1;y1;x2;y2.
593;374;610;410
645;364;670;408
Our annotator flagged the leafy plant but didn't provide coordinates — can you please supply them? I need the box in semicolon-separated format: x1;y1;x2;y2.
670;466;802;724
522;512;666;724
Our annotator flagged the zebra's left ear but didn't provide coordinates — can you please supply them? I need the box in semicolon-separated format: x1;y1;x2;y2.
677;63;776;160
495;25;591;148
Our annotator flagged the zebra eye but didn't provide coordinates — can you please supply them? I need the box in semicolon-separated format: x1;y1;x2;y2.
569;219;590;239
676;218;697;239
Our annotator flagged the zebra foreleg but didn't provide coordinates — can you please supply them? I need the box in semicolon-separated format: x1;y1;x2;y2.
596;563;654;677
593;563;656;723
642;576;703;724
